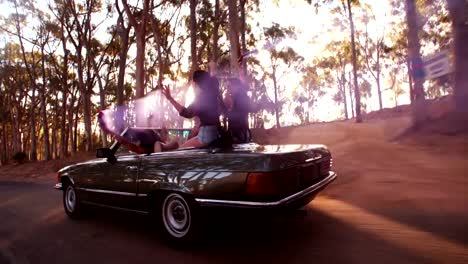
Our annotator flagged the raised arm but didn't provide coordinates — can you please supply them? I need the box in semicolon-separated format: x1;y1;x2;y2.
161;85;184;113
161;85;198;118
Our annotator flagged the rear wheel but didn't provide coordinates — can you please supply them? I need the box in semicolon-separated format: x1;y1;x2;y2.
63;184;83;219
160;193;199;244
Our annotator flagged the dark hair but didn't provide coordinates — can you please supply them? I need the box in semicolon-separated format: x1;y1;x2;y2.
192;70;211;88
210;76;220;94
192;73;223;112
207;76;222;103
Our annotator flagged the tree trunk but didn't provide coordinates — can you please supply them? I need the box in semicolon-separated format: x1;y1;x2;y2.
10;107;21;154
116;14;129;106
227;0;240;76
51;89;59;159
347;0;362;123
374;44;383;110
0;123;7;164
156;28;165;126
58;16;68;159
210;0;220;74
60;52;68;158
121;0;149;99
40;44;51;160
447;0;468;114
75;44;92;151
376;68;383;110
52;96;59;159
68;92;77;154
99;88;107;147
395;92;399;108
407;56;415;104
341;73;349;120
405;0;427;127
116;47;127;106
13;2;37;159
272;67;280;128
92;59;107;147
21;127;26;155
349;72;355;118
83;93;93;151
239;0;247;77
73;109;79;153
149;13;165;126
135;33;146;98
30;86;37;160
190;0;198;73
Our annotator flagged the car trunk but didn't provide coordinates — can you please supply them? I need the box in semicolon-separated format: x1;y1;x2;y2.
232;143;331;171
232;144;333;202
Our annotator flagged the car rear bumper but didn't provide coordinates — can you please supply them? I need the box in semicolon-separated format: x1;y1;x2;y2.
195;171;337;209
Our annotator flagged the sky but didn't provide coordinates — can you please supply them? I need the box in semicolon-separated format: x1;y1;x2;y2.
0;0;419;129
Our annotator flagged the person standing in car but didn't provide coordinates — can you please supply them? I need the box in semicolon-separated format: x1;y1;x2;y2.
161;70;221;148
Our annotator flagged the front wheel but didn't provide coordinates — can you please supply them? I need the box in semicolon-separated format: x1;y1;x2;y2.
160;193;199;243
63;184;84;219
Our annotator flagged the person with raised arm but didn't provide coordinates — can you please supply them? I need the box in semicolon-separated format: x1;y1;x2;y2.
161;70;221;148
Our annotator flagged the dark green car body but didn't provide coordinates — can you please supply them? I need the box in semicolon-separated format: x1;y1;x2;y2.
55;131;336;214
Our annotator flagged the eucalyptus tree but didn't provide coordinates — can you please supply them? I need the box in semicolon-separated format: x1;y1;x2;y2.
317;39;353;120
47;4;71;158
297;65;326;123
89;34;119;146
386;68;405;107
210;0;222;74
38;18;52;160
263;23;303;128
114;0;131;106
149;1;186;128
227;0;240;76
345;0;362;122
0;43;29;156
189;0;197;73
2;0;42;160
195;0;216;68
1;0;63;159
308;0;362;122
52;0;110;151
405;0;427;127
356;4;386;110
447;0;468;115
122;0;151;99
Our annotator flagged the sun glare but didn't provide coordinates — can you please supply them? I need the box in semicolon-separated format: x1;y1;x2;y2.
185;85;195;106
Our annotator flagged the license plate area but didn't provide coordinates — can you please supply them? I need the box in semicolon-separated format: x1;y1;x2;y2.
300;164;321;188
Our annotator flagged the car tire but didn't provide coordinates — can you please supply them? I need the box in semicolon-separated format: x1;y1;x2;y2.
160;192;199;245
63;184;84;219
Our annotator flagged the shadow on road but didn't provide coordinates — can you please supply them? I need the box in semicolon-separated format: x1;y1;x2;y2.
42;205;430;264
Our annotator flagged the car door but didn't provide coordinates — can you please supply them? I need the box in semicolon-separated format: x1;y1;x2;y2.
81;148;141;209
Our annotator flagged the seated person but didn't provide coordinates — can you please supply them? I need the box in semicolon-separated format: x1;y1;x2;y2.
153;127;179;152
129;128;178;154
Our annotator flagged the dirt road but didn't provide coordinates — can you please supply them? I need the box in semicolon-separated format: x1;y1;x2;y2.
1;116;467;263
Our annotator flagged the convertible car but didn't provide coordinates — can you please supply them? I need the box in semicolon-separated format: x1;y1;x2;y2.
55;127;336;243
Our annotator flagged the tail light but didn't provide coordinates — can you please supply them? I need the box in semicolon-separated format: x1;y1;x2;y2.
245;167;299;197
319;158;332;176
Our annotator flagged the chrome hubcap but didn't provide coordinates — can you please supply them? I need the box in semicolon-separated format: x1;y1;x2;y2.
65;186;76;212
162;194;191;238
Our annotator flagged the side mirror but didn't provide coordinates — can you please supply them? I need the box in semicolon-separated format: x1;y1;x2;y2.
96;148;112;158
